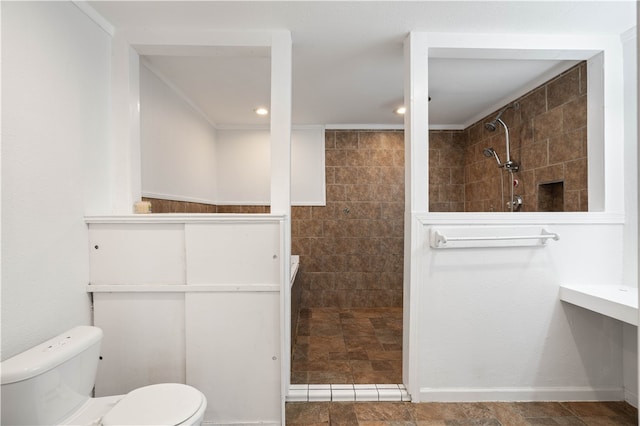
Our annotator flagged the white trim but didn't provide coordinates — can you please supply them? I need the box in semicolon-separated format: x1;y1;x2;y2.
214;200;270;206
415;212;626;225
121;29;274;50
142;191;216;205
424;31;625;214
202;423;280;426
419;386;625;402
85;214;285;224
625;389;639;408
189;200;326;206
429;124;465;131
110;34;141;213
216;124;324;131
403;31;430;402
325;124;404;130
268;30;293;426
71;1;114;36
216;124;270;131
588;52;605;212
86;284;280;293
292;201;326;206
621;26;637;43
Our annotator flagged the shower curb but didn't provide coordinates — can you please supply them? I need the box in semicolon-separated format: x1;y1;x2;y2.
286;384;410;402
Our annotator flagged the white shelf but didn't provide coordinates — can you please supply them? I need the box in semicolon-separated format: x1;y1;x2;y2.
559;284;638;326
86;284;280;292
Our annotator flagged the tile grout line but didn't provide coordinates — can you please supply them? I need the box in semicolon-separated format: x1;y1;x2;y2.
286;383;409;402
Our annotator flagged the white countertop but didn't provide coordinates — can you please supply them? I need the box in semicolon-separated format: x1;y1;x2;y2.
559;284;638;326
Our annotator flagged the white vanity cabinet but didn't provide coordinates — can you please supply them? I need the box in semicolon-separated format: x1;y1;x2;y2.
86;215;285;425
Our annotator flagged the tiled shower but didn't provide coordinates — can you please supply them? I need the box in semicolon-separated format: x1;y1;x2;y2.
430;61;589;212
292;130;405;310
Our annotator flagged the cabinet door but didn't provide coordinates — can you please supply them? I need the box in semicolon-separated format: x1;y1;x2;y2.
93;293;186;396
185;222;280;285
185;292;281;424
89;224;185;285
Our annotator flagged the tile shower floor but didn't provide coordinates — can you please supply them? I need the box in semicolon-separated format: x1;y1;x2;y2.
291;307;403;384
289;308;638;425
286;401;638;425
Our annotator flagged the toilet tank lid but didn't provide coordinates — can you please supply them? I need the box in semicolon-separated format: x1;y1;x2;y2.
1;326;103;385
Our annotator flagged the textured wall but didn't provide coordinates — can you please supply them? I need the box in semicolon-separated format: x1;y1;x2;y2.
2;2;110;359
292;130;404;308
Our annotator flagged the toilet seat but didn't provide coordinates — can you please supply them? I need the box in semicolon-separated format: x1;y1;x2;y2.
101;383;205;426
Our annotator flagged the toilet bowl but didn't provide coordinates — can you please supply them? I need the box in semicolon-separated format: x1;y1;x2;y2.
1;326;207;426
59;384;207;426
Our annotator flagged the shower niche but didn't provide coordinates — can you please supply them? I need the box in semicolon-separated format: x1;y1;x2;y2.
538;181;564;212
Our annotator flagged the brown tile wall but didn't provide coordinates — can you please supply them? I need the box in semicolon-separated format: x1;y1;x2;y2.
142;197;270;214
464;62;588;212
216;205;270;213
292;130;405;308
142;197;218;213
428;130;466;212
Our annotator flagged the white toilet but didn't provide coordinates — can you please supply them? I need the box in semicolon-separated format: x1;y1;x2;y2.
1;326;207;426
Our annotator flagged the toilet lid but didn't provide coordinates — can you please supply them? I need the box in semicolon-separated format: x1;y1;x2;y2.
102;383;204;426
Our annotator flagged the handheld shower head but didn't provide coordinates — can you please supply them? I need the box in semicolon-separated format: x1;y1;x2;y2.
483;147;502;166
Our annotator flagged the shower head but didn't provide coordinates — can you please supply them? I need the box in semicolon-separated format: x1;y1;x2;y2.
483;147;502;166
484;122;498;132
484;102;519;132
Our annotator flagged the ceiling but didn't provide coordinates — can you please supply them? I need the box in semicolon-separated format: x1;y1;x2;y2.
88;1;636;128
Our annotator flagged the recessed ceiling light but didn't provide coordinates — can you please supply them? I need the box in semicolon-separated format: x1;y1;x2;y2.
394;106;406;115
255;107;269;116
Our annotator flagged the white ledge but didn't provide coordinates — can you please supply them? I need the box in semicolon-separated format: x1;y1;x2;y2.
85;213;285;224
559;284;638;326
87;284;280;293
416;212;625;225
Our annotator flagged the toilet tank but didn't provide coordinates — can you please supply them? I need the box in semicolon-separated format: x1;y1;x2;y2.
1;326;103;426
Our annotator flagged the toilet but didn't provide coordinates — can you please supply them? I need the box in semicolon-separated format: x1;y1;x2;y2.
1;326;207;426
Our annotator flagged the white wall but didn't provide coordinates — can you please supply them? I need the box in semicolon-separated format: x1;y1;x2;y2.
215;129;270;204
291;128;326;206
139;64;325;207
622;26;639;407
1;2;111;360
417;218;626;401
406;30;637;403
140;63;218;204
214;127;325;205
